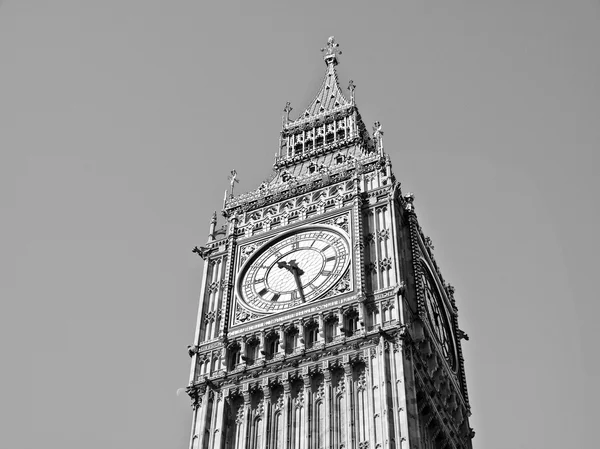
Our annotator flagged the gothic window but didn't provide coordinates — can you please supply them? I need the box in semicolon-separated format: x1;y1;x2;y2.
325;317;338;343
294;141;303;154
325;132;334;145
308;163;317;174
336;128;346;140
253;418;263;449
345;311;359;337
227;343;241;370
305;323;319;348
244;339;259;365
335;154;345;164
285;327;299;354
265;334;280;360
315;135;324;148
305;139;314;151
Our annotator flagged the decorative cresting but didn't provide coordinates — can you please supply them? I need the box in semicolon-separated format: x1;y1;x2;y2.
275;36;372;169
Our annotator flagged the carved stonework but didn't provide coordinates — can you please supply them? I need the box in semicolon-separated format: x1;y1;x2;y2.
234;304;260;323
239;243;258;264
324;270;351;297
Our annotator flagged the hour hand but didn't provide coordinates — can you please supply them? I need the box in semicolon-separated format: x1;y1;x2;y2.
287;259;305;276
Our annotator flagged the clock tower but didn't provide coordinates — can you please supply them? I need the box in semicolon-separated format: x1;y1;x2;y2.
186;37;474;449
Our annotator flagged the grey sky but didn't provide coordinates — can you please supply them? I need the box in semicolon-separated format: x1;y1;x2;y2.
2;1;599;448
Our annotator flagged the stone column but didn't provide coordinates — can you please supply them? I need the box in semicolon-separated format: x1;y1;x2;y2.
302;370;311;449
212;389;226;449
380;341;392;449
323;364;332;449
195;385;209;449
261;380;271;449
259;330;266;358
278;326;286;355
297;320;305;351
344;361;354;449
282;374;291;449
337;308;344;338
318;313;325;344
241;386;251;449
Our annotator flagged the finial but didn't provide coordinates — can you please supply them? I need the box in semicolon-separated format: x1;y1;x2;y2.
347;80;356;103
321;36;342;66
211;211;217;223
373;121;384;154
227;169;239;197
283;101;293;124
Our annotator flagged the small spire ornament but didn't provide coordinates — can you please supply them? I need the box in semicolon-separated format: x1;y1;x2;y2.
321;36;342;65
283;101;293;124
348;80;356;103
227;169;239;197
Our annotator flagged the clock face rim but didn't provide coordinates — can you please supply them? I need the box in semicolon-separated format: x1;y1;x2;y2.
236;224;352;314
420;262;457;371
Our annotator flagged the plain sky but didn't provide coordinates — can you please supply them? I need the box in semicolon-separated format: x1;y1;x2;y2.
2;1;599;448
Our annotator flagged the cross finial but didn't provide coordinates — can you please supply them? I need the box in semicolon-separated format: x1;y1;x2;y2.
348;80;356;103
321;36;342;66
227;169;239;197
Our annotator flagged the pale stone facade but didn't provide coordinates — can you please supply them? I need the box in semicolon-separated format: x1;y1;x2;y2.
186;37;474;449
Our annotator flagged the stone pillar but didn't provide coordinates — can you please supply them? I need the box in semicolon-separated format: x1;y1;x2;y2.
318;313;325;343
195;385;209;449
259;330;266;358
241;386;251;449
297;320;305;350
323;364;332;449
302;369;311;449
344;360;354;449
212;389;226;449
261;380;271;449
380;341;392;449
366;349;378;447
337;308;344;338
282;374;291;449
278;326;286;355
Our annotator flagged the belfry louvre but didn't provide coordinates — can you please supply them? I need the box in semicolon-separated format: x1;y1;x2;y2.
186;37;474;449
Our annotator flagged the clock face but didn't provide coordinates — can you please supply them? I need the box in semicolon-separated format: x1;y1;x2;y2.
237;226;351;313
421;267;456;369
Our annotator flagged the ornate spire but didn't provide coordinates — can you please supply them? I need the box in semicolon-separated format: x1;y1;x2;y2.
290;37;350;125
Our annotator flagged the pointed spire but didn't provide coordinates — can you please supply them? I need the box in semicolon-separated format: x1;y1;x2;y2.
290;37;350;124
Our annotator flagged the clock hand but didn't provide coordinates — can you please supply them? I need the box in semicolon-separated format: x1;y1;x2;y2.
277;260;306;302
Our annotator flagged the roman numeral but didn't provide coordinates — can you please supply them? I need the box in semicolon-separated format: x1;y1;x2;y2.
271;293;280;302
326;256;336;262
258;288;268;296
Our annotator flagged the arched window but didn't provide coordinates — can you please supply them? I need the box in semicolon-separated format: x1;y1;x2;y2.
265;334;280;360
325;317;338;343
227;344;241;370
305;323;319;348
244;339;259;365
285;328;298;354
345;311;359;337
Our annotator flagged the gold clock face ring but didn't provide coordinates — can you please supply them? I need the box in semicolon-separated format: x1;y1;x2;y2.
237;225;351;313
